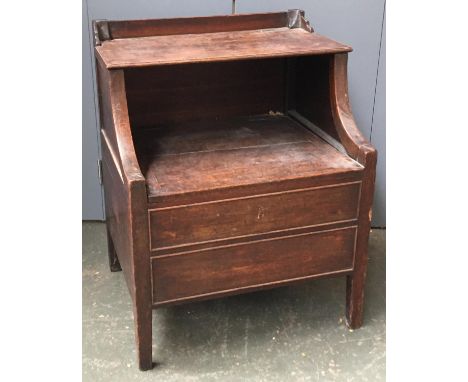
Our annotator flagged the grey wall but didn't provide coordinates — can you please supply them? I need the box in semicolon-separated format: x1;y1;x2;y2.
82;0;386;226
82;0;104;220
371;9;386;226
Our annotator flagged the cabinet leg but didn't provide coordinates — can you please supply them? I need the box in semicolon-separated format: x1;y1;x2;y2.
345;272;366;329
134;303;153;371
106;229;122;272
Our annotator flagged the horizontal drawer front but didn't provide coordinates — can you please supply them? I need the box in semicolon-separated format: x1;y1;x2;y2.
151;227;356;304
149;182;360;250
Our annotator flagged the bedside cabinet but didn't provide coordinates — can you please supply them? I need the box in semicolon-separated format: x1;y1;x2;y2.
93;10;377;370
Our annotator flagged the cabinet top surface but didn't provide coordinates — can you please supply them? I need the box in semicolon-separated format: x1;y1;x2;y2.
95;27;352;69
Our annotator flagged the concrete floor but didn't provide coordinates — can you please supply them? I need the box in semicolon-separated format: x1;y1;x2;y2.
83;222;385;381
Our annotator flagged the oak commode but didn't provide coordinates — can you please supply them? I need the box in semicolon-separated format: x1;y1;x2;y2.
93;10;377;370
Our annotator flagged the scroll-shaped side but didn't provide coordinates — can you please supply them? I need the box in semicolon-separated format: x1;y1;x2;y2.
96;60;145;185
329;53;377;166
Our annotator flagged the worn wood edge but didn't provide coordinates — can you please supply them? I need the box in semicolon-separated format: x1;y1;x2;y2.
107;69;146;184
288;109;349;156
147;171;363;208
101;129;124;183
95;59;145;185
151;225;357;259
148;181;361;212
93;20;110;46
150;219;359;254
99;44;352;69
287;9;313;32
152;268;354;308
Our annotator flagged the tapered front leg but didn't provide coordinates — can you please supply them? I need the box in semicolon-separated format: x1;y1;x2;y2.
345;211;371;329
329;55;377;330
345;148;377;330
134;302;153;370
345;271;367;329
106;228;122;272
344;149;375;330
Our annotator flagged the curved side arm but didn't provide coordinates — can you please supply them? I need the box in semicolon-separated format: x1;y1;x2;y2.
96;60;145;186
107;69;145;185
329;53;376;166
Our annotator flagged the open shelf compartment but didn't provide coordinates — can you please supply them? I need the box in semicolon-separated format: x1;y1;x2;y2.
121;55;363;206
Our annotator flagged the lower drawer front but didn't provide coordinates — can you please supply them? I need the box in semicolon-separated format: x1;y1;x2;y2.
151;226;356;304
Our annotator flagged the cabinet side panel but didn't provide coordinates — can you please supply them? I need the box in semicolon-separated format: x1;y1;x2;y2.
101;142;135;296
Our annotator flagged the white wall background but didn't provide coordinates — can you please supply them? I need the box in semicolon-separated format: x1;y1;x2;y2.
82;0;386;226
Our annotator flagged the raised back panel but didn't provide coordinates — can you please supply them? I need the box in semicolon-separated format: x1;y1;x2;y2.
124;59;286;127
100;12;288;41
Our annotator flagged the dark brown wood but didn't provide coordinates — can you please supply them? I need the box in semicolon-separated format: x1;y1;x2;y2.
93;10;376;370
95;61;152;370
149;181;361;251
95;12;289;42
287;53;377;329
328;53;377;328
95;28;351;69
94;11;315;45
292;55;341;140
125;60;286;127
152;227;356;305
133;115;363;204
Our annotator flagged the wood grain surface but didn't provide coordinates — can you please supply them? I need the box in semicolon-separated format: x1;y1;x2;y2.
152;227;357;305
133;115;363;204
96;28;351;68
125;59;285;126
149;182;360;251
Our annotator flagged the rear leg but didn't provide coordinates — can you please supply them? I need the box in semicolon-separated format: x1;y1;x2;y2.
106;229;122;272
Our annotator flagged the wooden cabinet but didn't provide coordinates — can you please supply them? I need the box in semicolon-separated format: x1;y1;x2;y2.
94;10;376;370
